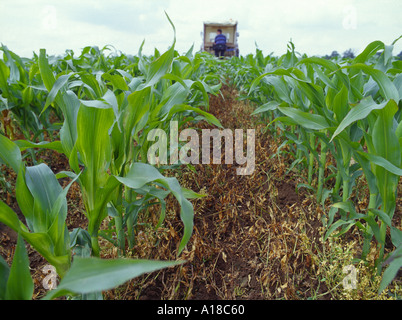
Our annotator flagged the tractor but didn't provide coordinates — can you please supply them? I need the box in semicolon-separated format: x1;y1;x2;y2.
201;20;239;57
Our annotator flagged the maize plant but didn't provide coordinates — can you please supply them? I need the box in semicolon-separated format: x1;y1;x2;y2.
0;45;61;143
0;232;182;300
0;13;222;299
0;134;182;299
246;37;402;292
17;13;220;258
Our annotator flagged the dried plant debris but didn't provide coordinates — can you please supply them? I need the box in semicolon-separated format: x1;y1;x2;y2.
2;85;401;300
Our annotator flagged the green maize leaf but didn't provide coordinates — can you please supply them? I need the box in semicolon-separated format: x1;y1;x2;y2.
28;84;47;91
0;60;10;84
379;254;402;294
19;163;77;271
353;40;385;64
39;49;56;92
0;96;8;111
394;75;402;105
331;201;365;220
378;44;394;70
102;89;119;113
392;35;402;46
47;173;81;256
21;228;70;278
22;86;33;107
298;56;339;73
39;50;80;157
80;72;104;98
0;59;10;97
161;73;189;91
127;77;143;92
0;134;22;174
263;76;292;104
326;85;338;113
5;234;33;300
4;163;74;277
21;231;70;278
43;257;183;300
28;63;38;83
42;72;76;115
157;81;189;116
70;228;92;250
332;85;349;123
69;228;92;259
368;209;392;227
278;107;330;130
115;162;173;189
356;151;402;176
311;63;337;90
15;165;35;230
189;80;211;107
268;116;298;128
324;200;375;240
1;45;20;83
75;104;120;254
181;187;206;199
79;89;119;123
139;13;176;89
102;72;129;91
76;104;114;178
276;67;306;80
251;101;282;115
0;198;23;232
174;58;193;79
351;150;379;196
248;72;270;96
55;171;79;180
79;97;112;109
109;124;127;174
132;185;170;230
201;74;222;93
344;63;399;101
125;86;152;142
116;69;133;81
24;163;66;232
364;219;381;246
372;99;400;216
330;97;391;142
165;104;222;128
392;60;402;72
114;162;194;254
14;140;64;154
58;90;81;157
249;72;293;104
324;219;355;240
0;254;10;299
391;226;402;248
294;80;326;109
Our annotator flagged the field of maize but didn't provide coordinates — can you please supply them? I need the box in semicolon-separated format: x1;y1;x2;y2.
1;17;402;300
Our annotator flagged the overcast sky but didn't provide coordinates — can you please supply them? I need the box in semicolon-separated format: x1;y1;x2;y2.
0;0;401;59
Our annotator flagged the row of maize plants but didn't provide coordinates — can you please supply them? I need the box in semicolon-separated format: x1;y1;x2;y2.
228;38;402;293
0;15;222;300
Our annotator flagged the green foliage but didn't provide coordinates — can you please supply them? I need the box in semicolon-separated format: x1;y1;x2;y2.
236;36;402;293
0;14;222;300
2;13;401;298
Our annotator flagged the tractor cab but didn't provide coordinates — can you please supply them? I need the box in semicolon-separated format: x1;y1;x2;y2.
201;20;239;57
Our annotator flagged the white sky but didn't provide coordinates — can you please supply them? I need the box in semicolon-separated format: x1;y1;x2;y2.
0;0;401;59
